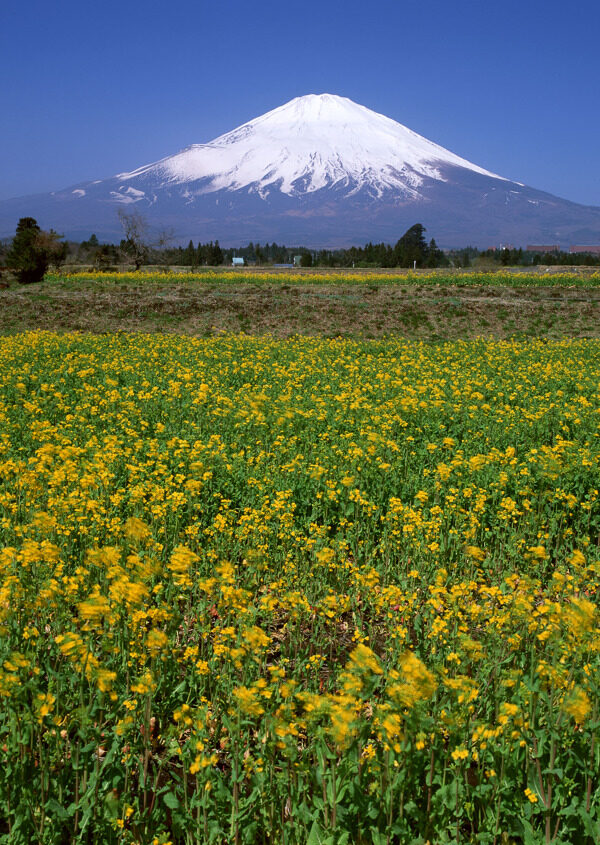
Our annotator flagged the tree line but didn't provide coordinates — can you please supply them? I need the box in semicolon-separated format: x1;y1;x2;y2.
1;217;449;279
3;214;600;283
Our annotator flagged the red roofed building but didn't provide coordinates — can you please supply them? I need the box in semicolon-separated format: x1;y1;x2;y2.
569;245;600;255
526;244;560;253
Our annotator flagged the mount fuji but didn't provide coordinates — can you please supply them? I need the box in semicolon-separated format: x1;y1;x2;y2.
2;93;600;248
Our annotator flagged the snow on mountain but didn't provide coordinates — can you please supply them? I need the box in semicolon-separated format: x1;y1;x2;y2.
117;93;506;199
1;93;600;247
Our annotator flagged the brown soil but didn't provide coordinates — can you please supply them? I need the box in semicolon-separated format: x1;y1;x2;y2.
1;280;600;340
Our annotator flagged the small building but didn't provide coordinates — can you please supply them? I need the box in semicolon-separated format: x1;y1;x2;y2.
232;257;245;266
526;244;560;253
569;245;600;255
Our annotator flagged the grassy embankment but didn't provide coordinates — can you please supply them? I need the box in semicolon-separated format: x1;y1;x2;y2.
0;269;599;339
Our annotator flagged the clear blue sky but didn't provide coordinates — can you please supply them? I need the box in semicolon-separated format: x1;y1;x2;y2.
2;0;599;205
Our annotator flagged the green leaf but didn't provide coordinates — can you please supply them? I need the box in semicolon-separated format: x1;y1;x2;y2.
581;808;600;839
336;781;349;803
163;790;180;810
45;798;69;820
306;820;326;845
103;790;120;820
368;827;388;845
520;817;544;845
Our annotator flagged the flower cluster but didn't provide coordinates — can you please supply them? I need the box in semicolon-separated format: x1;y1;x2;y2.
0;331;598;842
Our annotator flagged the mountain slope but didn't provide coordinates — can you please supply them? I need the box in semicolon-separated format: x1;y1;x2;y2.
1;94;600;247
117;93;504;198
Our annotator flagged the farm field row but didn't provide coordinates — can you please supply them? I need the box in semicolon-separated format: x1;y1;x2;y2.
2;278;600;340
0;332;599;843
44;270;600;287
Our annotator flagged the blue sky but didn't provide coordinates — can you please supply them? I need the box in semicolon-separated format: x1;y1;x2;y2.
2;0;599;205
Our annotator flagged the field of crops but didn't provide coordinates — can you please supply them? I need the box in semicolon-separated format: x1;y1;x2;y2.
1;331;599;843
44;270;600;288
4;272;600;342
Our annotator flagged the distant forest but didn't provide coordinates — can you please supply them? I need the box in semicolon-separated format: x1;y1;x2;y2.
2;217;600;274
65;233;600;269
61;223;451;269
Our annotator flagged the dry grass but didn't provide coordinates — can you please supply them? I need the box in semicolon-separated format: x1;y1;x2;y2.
1;279;600;340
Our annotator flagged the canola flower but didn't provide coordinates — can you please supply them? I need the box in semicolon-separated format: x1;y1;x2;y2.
44;269;600;288
0;331;598;843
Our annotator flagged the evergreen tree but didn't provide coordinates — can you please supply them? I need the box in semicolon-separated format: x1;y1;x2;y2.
204;241;224;266
7;217;57;284
184;240;196;266
394;223;429;267
78;234;99;263
425;238;448;268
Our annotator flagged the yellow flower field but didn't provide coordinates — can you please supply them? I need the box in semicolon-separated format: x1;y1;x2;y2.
0;331;599;843
44;269;600;289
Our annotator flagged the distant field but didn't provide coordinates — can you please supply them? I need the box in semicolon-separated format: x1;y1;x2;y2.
2;272;600;339
1;272;600;340
46;268;600;286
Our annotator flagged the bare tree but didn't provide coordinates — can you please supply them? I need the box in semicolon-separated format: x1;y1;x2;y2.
36;229;69;271
152;227;176;268
117;209;149;270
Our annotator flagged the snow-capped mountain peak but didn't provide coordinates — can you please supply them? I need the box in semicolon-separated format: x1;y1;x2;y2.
3;92;600;248
118;93;505;199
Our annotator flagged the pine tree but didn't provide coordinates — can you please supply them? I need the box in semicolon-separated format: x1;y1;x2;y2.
394;224;428;267
184;240;195;265
7;217;51;284
426;238;448;268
